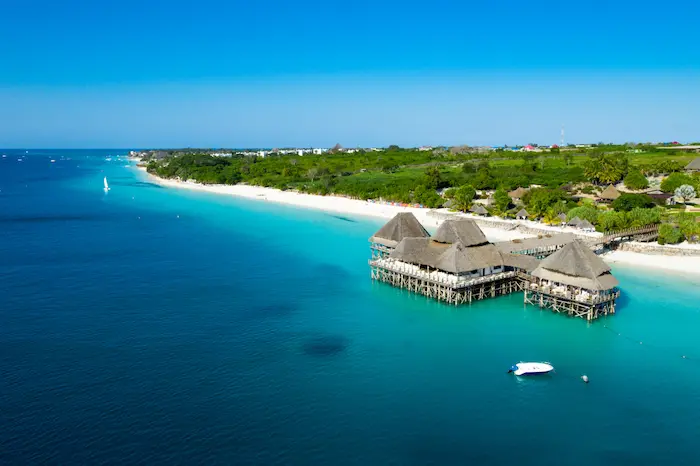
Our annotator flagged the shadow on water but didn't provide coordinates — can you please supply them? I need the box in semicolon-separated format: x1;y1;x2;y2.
301;335;350;357
615;290;631;312
329;214;357;223
126;181;163;189
313;263;352;283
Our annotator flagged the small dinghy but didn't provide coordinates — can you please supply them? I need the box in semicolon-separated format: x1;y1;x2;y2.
508;362;554;376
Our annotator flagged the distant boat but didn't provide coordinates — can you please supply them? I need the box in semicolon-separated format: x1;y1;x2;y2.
51;159;56;163
105;158;112;162
104;177;110;191
508;362;554;376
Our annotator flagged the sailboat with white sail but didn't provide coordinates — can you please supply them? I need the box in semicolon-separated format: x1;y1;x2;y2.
104;177;110;192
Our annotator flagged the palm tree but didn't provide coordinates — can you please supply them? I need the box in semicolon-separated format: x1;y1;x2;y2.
542;209;561;225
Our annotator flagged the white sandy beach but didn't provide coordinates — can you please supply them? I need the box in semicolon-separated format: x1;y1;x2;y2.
138;167;700;278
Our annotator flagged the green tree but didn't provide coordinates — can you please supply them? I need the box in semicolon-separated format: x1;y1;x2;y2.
307;167;319;182
542;209;561;225
452;184;476;212
660;172;694;193
462;162;476;174
597;211;623;231
473;167;494;189
412;184;442;208
567;205;599;224
658;224;684;245
584;153;629;184
424;166;441;190
493;187;511;212
623;169;649;190
627;207;661;228
611;193;655;212
522;188;567;216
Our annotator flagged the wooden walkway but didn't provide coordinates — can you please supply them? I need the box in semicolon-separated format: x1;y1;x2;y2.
596;224;659;245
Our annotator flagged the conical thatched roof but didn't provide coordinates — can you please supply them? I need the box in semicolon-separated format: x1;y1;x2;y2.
516;208;529;218
531;240;619;290
369;212;430;248
434;242;504;273
557;213;567;222
470;204;488;215
390;238;511;274
578;219;595;230
686;157;700;171
568;216;582;226
508;187;529;199
390;237;445;265
502;253;540;273
432;219;488;247
598;184;621;200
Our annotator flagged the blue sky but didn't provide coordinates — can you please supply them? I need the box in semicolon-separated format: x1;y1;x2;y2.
1;0;699;148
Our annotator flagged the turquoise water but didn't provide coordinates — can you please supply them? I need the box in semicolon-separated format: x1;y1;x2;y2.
2;150;700;465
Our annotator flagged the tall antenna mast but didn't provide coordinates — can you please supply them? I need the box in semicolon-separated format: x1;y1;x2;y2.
561;125;565;146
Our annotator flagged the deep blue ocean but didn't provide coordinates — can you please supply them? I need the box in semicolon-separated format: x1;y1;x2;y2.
2;149;700;465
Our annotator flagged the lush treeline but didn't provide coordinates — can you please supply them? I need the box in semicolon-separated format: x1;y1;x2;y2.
146;149;589;207
147;148;699;243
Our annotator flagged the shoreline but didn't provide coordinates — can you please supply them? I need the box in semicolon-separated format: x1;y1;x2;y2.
137;167;700;278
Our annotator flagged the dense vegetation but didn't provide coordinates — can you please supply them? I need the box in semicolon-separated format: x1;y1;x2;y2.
146;145;699;242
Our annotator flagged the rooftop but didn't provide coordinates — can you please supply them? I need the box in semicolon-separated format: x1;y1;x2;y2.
531;240;619;290
495;233;576;254
598;185;621;200
686;157;700;171
369;212;430;248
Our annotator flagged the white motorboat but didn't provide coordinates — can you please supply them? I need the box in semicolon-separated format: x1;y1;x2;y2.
508;362;554;376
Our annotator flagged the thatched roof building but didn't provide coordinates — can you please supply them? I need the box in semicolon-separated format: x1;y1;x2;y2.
568;216;582;226
508;187;529;200
686;157;700;172
577;219;595;231
432;219;488;247
369;212;430;248
531;240;619;291
389;219;537;274
515;208;529;219
598;185;621;201
470;204;488;216
557;213;567;223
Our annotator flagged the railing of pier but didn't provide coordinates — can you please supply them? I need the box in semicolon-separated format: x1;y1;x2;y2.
517;272;620;304
598;224;659;244
370;259;517;289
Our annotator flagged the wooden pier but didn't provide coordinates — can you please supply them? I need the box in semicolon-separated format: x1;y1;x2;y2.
369;214;621;321
495;233;575;259
370;261;524;305
522;274;619;321
597;224;659;245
